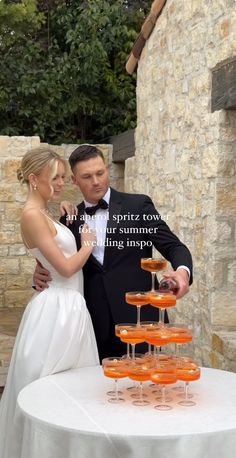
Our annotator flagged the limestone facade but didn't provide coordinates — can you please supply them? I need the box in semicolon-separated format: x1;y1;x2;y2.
125;0;236;371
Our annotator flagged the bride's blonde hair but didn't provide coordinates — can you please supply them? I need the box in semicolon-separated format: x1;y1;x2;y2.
17;147;67;185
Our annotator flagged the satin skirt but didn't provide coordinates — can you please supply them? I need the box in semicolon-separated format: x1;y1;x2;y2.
0;287;99;458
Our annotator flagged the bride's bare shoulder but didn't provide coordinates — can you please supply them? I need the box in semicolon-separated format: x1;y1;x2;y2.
21;207;47;226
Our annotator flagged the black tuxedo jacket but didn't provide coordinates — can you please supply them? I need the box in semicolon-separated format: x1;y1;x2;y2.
61;188;193;342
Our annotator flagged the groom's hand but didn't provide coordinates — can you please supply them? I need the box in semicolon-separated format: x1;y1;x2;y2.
161;269;189;299
33;260;52;291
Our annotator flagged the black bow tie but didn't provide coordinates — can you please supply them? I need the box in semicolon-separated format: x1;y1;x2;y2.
85;199;108;216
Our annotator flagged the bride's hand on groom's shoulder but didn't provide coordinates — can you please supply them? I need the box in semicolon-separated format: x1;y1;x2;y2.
81;224;97;251
33;260;52;291
60;201;78;225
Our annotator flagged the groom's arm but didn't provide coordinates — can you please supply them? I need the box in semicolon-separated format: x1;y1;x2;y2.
33;260;52;291
140;195;193;280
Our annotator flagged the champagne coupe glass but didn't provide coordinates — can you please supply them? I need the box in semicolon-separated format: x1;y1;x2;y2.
121;353;144;393
168;324;193;357
102;357;127;403
171;355;195;392
151;362;177;411
115;323;136;359
141;257;168;291
140;321;159;356
127;357;155;406
125;291;150;326
118;323;146;359
148;290;176;325
145;326;172;358
177;365;201;406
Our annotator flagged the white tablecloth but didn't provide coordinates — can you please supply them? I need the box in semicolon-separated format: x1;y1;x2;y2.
16;366;236;458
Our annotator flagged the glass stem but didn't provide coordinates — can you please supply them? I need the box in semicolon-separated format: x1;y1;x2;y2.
140;382;143;401
159;308;165;325
115;379;118;401
127;343;130;359
185;382;189;400
148;343;152;355
151;272;156;291
137;306;141;326
162;385;166;404
131;344;136;359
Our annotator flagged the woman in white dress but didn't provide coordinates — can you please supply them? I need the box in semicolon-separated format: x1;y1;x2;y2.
0;147;99;458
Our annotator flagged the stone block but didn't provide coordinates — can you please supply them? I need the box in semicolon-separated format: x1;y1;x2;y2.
5;203;23;222
0;276;6;290
0;334;15;352
216;182;236;216
202;144;219;178
227;260;236;285
0;231;22;245
212;333;224;354
0;258;20;275
217;221;232;242
211;290;236;326
0;185;15;202
20;257;36;274
6;275;32;290
0;247;8;257
4;290;33;308
4;158;22;182
9;136;38;156
8;244;27;256
213;331;236;362
0;136;11;156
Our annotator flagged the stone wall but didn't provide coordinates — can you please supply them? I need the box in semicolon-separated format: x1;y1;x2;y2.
125;0;236;370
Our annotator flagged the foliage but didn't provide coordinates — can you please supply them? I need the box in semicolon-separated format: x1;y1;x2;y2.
0;0;152;143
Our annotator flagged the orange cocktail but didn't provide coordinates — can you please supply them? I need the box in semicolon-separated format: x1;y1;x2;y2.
177;364;200;382
103;366;128;379
119;326;145;345
145;327;172;349
119;324;146;359
141;258;168;273
127;359;155;406
125;291;150;325
148;291;176;308
141;257;168;292
148;291;176;326
151;369;177;385
169;326;192;344
102;357;128;379
102;357;128;403
177;364;201;407
125;292;150;307
151;362;177;410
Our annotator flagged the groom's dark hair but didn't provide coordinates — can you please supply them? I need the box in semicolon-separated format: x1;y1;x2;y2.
69;145;105;172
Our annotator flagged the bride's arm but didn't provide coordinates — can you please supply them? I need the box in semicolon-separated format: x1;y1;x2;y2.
21;209;95;278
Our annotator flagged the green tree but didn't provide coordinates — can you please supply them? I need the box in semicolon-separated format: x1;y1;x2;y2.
0;0;151;143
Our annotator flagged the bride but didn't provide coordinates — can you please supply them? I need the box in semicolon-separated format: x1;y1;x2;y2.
0;147;99;458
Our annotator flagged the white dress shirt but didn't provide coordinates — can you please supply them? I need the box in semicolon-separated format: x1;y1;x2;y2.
84;188;110;265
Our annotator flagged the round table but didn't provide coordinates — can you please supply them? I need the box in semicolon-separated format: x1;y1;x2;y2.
16;366;236;458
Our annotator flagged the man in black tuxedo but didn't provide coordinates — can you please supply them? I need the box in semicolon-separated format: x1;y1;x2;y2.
34;145;192;360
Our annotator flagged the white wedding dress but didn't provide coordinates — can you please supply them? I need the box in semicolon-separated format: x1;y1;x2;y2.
0;220;99;458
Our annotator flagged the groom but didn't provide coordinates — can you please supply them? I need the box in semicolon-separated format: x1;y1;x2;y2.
34;145;193;360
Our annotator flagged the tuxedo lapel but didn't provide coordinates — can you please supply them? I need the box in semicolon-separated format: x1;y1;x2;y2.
77;201;103;269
